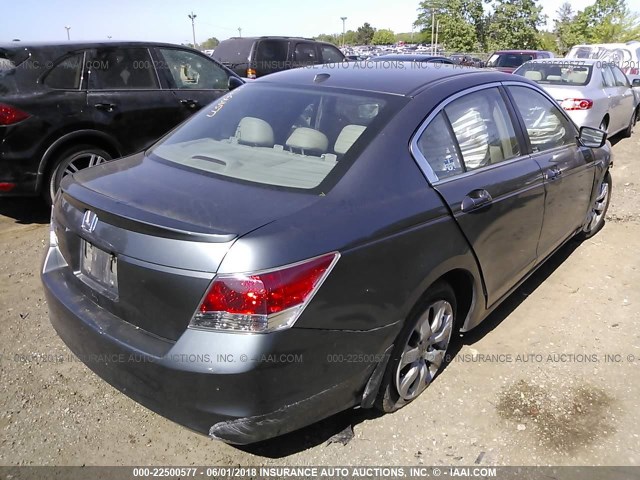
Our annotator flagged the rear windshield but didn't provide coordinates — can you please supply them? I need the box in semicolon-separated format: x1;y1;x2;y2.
487;53;533;68
515;62;593;86
0;47;30;74
149;84;404;192
212;39;253;65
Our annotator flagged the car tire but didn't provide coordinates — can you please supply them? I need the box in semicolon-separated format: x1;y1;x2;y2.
375;281;457;413
622;111;635;138
580;171;612;239
46;145;111;205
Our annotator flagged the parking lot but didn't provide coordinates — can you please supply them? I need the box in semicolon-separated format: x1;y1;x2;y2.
0;132;638;467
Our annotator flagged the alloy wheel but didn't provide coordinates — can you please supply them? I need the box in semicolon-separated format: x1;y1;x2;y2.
586;179;610;233
395;299;454;401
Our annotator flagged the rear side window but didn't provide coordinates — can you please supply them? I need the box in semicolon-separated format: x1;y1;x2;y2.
158;49;229;90
211;39;253;64
417;112;464;180
45;53;84;89
417;88;520;179
611;65;629;86
294;43;317;64
255;40;288;62
320;45;344;64
89;48;158;90
602;66;616;87
508;86;575;153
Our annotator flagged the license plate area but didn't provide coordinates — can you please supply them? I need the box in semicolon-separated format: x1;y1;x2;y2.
79;239;118;299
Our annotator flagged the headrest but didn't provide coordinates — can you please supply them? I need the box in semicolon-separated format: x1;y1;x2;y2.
334;125;366;154
524;70;542;81
286;128;329;153
236;117;274;146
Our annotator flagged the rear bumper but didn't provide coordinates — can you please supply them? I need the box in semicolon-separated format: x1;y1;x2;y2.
41;246;397;444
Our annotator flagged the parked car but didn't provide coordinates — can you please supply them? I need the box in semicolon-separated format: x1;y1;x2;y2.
450;54;474;66
514;58;637;136
212;36;345;79
371;54;455;65
42;63;612;445
567;42;640;86
0;40;243;202
486;49;555;73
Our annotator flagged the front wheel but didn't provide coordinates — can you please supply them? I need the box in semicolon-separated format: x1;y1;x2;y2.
581;171;612;239
375;281;457;413
46;145;111;204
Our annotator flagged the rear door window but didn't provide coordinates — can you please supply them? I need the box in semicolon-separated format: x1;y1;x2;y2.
611;65;629;87
255;40;288;63
89;48;158;90
44;52;85;89
444;88;520;170
158;48;229;90
293;42;318;65
602;65;616;88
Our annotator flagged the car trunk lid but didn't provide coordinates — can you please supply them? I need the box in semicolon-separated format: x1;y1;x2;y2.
54;152;322;340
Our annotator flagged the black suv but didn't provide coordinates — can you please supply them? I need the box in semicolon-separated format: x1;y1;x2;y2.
0;41;242;202
212;36;345;78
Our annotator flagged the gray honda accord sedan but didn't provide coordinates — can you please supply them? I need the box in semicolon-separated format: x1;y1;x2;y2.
42;63;613;444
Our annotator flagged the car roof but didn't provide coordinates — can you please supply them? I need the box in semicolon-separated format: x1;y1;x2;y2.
373;54;449;61
527;58;600;65
493;50;546;54
253;61;523;97
0;40;198;50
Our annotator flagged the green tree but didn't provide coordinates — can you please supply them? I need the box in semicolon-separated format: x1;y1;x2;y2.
372;29;396;45
355;23;376;45
200;37;220;50
579;0;640;42
415;0;485;52
315;33;340;45
554;3;586;54
486;0;546;50
538;31;558;53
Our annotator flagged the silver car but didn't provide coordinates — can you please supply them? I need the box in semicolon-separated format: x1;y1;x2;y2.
514;58;637;137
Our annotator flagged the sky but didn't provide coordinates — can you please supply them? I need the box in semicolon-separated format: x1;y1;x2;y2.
2;0;640;45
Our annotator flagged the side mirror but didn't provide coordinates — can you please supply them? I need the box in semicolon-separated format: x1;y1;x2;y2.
632;78;640;87
228;76;244;91
578;126;607;148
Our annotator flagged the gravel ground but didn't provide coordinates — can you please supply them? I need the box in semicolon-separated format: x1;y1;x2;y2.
0;133;638;467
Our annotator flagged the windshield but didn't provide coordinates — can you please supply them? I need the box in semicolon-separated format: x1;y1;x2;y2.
487;53;533;68
150;84;403;191
515;62;593;86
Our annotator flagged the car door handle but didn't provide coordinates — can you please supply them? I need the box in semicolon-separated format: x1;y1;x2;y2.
180;99;199;109
545;166;562;181
94;103;116;112
461;189;493;212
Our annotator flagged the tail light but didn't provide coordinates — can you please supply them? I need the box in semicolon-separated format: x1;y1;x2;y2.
0;182;16;192
190;252;340;333
246;68;257;79
560;98;593;111
0;103;30;126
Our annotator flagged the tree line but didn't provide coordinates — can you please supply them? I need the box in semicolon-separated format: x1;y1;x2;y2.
314;0;640;54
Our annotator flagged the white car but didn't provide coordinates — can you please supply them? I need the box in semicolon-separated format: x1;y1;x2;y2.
514;58;637;137
567;42;640;86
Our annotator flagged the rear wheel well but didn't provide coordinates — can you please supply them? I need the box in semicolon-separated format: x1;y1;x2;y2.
433;269;474;331
40;134;121;191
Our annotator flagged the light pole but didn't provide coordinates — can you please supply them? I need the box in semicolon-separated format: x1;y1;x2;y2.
188;12;197;49
238;27;242;38
340;16;347;47
65;26;71;41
